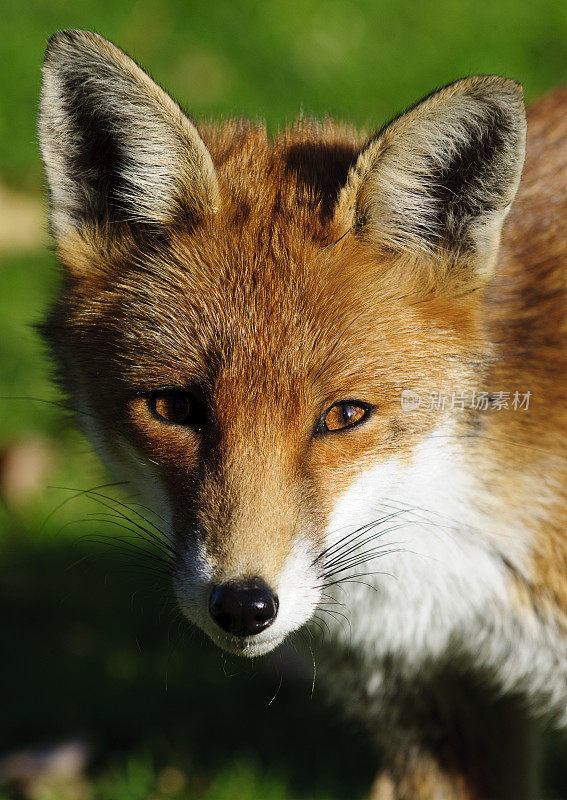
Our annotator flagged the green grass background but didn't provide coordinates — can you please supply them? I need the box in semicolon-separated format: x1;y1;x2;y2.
2;1;567;797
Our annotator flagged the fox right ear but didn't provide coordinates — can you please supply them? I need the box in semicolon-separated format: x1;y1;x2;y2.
39;30;219;238
337;76;526;282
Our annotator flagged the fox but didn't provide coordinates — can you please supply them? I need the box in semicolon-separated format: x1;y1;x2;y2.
37;29;567;800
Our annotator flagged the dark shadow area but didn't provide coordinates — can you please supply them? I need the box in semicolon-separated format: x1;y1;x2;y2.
3;519;567;799
282;138;359;222
0;530;377;799
543;727;567;800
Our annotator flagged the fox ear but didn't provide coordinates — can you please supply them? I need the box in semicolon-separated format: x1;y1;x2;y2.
340;76;526;279
39;30;219;238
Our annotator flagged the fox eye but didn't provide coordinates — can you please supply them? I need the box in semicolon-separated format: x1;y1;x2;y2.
149;389;205;429
320;402;370;433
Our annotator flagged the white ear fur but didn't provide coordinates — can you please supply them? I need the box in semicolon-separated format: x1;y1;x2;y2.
340;76;526;277
39;30;219;237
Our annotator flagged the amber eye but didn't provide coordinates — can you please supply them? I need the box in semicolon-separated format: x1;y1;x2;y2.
149;389;205;429
320;402;370;433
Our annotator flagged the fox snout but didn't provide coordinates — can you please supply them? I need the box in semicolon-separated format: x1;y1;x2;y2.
174;509;322;656
209;578;279;637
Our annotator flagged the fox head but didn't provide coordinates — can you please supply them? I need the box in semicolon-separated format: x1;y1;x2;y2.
39;31;526;657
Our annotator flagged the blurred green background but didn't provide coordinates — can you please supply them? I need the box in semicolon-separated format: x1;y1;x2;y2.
2;1;567;798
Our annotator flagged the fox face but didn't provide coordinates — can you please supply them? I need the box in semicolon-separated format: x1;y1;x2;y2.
39;31;526;659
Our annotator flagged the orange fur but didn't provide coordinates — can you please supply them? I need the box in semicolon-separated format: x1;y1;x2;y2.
38;30;567;800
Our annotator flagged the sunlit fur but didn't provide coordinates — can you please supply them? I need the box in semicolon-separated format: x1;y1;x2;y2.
39;30;567;800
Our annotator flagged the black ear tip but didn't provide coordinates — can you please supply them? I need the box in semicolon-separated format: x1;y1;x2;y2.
44;29;105;64
45;29;81;54
490;75;524;101
495;77;526;119
509;78;525;104
472;75;525;106
444;74;523;98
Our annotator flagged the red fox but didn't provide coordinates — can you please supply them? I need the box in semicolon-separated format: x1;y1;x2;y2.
38;30;567;800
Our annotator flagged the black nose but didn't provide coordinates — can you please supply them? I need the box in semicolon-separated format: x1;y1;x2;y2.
209;578;279;637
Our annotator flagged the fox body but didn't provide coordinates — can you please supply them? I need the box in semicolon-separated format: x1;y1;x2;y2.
39;31;567;800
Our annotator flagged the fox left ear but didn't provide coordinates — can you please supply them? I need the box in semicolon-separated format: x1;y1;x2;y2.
39;30;219;239
338;76;526;280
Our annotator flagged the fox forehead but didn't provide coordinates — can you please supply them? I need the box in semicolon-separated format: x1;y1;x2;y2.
56;219;477;411
53;122;481;393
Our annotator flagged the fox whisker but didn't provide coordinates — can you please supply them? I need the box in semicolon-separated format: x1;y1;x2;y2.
313;509;410;566
321;527;407;572
42;481;131;531
86;513;179;559
0;393;98;419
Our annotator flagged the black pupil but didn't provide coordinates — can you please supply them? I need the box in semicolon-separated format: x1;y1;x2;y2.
172;394;189;418
342;405;356;423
